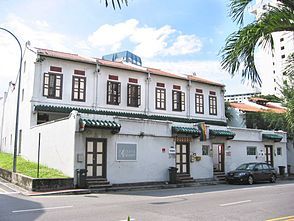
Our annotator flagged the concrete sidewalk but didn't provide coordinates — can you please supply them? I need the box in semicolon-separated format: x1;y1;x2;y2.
7;175;294;197
24;180;219;196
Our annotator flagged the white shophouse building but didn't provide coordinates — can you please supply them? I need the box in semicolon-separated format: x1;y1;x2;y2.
0;48;288;186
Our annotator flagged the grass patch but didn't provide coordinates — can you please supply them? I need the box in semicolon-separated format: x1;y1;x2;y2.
0;152;68;178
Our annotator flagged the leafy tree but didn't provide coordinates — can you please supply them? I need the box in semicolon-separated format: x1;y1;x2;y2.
220;0;294;86
104;0;128;9
245;111;293;139
281;66;294;135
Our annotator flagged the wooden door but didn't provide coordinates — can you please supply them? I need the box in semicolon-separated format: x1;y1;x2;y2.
265;145;273;166
176;143;190;174
86;138;107;178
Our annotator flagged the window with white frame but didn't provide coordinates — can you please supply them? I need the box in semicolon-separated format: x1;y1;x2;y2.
116;143;137;161
247;146;256;155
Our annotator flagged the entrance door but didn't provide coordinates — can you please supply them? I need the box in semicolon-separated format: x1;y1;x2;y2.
265;145;273;166
86;138;107;178
212;144;224;172
176;143;190;174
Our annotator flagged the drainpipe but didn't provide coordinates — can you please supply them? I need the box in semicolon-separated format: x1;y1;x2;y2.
145;72;151;114
220;86;226;121
187;79;192;118
93;63;100;109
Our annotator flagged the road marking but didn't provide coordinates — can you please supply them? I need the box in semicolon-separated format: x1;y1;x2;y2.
0;192;19;195
12;205;73;213
161;193;198;199
0;186;7;192
266;215;294;221
119;218;135;221
158;183;294;199
0;181;17;192
220;200;252;207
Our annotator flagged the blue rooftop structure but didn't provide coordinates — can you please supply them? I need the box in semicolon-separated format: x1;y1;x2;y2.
102;51;142;66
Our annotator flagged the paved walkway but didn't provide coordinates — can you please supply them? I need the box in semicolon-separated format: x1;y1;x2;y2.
1;175;294;197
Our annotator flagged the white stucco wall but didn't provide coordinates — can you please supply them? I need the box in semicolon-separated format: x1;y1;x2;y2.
74;116;216;184
190;139;213;179
29;56;226;124
75;118;176;183
25;112;77;177
226;128;288;173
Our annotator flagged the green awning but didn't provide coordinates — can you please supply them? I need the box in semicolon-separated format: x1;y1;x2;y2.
80;119;121;133
209;129;235;140
34;105;227;126
172;126;200;137
262;133;283;142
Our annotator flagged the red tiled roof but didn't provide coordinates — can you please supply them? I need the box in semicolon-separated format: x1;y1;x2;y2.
97;59;146;73
229;102;286;113
229;103;266;112
188;75;225;87
147;68;186;80
37;48;224;87
265;103;286;113
249;97;268;102
37;48;96;64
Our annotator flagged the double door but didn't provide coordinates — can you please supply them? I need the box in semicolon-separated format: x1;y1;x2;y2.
176;143;190;174
86;138;107;178
265;145;273;166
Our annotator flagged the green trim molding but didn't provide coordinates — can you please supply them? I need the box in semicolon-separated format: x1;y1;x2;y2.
262;133;283;142
209;129;235;140
80;119;121;134
34;105;227;126
172;126;200;137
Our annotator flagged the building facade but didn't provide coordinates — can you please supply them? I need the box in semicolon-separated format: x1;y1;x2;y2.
0;48;288;186
250;0;294;96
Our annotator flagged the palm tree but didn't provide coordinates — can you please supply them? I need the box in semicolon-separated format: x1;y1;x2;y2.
220;0;294;86
104;0;128;9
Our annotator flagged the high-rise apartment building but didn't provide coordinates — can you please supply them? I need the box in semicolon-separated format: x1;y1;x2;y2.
250;0;294;96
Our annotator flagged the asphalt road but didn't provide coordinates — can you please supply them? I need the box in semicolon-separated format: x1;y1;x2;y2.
1;180;294;221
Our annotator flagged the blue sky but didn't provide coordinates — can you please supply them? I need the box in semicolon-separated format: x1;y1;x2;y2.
0;0;259;95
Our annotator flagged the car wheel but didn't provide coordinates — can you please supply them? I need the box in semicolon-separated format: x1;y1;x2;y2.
270;174;276;183
248;176;254;185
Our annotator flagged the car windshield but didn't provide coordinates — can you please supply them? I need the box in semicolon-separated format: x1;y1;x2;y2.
236;163;256;170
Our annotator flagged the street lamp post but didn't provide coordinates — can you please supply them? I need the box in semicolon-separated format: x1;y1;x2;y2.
0;27;23;173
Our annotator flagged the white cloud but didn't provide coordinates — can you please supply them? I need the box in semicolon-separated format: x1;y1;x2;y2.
0;15;75;95
164;35;202;56
131;25;176;58
88;19;138;51
88;19;202;58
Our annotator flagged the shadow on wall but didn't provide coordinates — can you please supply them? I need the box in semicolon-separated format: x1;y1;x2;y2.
0;194;43;221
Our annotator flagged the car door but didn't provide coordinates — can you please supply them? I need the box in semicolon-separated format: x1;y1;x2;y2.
262;164;271;180
253;164;264;181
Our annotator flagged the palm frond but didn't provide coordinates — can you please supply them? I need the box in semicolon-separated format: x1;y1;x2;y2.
220;3;294;86
284;53;294;77
104;0;128;9
229;0;253;25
